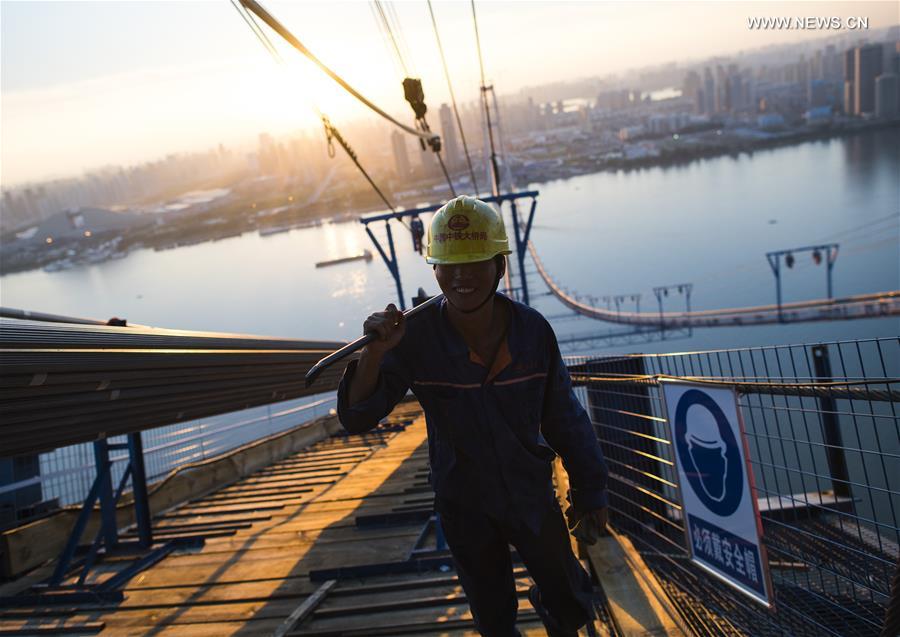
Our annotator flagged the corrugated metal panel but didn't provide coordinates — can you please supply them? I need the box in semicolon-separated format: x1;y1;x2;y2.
0;319;349;457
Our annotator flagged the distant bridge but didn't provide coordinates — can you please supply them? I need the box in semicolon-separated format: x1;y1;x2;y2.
528;241;900;328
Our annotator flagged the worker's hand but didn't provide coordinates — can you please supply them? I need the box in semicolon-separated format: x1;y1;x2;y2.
565;505;609;545
583;507;608;533
362;303;406;356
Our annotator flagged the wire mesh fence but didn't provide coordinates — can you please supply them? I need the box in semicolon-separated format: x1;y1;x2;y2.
567;336;899;636
0;392;337;520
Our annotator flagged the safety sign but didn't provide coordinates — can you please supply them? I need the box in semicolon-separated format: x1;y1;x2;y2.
662;382;772;606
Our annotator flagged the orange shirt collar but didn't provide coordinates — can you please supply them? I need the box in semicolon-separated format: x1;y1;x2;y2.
468;336;512;383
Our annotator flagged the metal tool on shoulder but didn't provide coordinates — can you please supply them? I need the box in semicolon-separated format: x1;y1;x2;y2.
304;293;444;388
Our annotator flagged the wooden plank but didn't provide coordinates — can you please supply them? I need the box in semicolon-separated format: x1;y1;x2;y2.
273;579;337;637
587;530;686;636
182;494;314;508
3;406;609;637
0;416;342;578
261;458;366;469
0;621;104;635
95;422;430;628
233;470;348;486
156;511;276;522
168;503;286;515
294;607;543;636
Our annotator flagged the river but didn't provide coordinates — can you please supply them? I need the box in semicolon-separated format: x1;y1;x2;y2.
2;128;897;356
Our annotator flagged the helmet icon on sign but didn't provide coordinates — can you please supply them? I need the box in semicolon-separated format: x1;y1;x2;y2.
684;404;729;503
674;389;744;517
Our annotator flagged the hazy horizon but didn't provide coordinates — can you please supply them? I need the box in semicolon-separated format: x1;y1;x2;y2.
2;0;898;188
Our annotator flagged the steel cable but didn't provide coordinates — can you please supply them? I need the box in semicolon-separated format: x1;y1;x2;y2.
426;0;480;194
239;0;436;144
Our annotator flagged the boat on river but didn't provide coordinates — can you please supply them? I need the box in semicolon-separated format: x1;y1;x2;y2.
315;249;373;268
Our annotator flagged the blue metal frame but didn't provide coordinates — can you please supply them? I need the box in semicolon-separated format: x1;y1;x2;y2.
360;190;539;309
405;514;448;561
509;198;537;306
0;431;204;608
365;221;405;310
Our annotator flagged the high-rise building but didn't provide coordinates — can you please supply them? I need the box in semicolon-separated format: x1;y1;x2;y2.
682;70;703;114
875;74;899;117
808;80;829;108
390;130;410;179
796;55;809;91
727;74;744;111
811;50;824;82
843;48;856;83
844;81;855;114
714;66;727;113
854;44;884;115
823;45;841;82
703;68;715;114
842;48;856;113
438;104;461;169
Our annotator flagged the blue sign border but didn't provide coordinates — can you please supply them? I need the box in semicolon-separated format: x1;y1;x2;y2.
663;381;773;608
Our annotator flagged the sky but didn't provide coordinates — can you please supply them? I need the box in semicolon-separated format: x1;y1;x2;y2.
2;0;898;187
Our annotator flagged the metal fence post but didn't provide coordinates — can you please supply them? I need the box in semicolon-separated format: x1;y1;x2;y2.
127;432;153;548
811;344;853;502
92;438;118;549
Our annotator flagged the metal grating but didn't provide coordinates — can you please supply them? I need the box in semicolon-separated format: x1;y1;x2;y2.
567;337;900;636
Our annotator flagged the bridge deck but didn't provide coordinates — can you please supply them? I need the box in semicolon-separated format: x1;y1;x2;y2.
0;403;616;636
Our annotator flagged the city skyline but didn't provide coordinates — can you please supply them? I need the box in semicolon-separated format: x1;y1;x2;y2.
2;1;898;188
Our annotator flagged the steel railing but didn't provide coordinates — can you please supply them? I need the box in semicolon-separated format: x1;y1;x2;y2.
567;336;899;636
0;393;336;518
0;317;347;457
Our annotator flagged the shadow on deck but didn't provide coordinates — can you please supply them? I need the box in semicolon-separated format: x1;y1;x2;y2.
0;402;583;636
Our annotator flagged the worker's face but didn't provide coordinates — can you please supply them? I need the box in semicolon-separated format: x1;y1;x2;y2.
434;257;504;312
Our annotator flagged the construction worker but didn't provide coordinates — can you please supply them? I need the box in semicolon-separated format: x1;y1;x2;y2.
410;215;425;254
338;195;609;637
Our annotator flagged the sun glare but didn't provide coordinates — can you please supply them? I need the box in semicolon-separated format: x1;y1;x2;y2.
235;33;400;135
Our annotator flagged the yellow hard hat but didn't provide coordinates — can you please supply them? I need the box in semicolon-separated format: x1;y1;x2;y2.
425;196;512;265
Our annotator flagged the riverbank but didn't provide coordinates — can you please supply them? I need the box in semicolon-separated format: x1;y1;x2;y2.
2;118;897;277
515;116;900;184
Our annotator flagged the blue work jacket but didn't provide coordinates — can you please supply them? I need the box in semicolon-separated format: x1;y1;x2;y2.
336;293;609;534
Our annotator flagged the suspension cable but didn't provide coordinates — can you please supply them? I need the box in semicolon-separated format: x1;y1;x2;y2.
231;0;407;232
489;85;515;192
434;143;458;197
471;1;488;97
404;84;458;197
368;4;455;198
385;1;415;77
426;0;480;195
372;1;409;77
470;0;509;297
230;0;283;63
369;4;403;80
321;117;411;231
239;0;437;144
470;0;501;198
